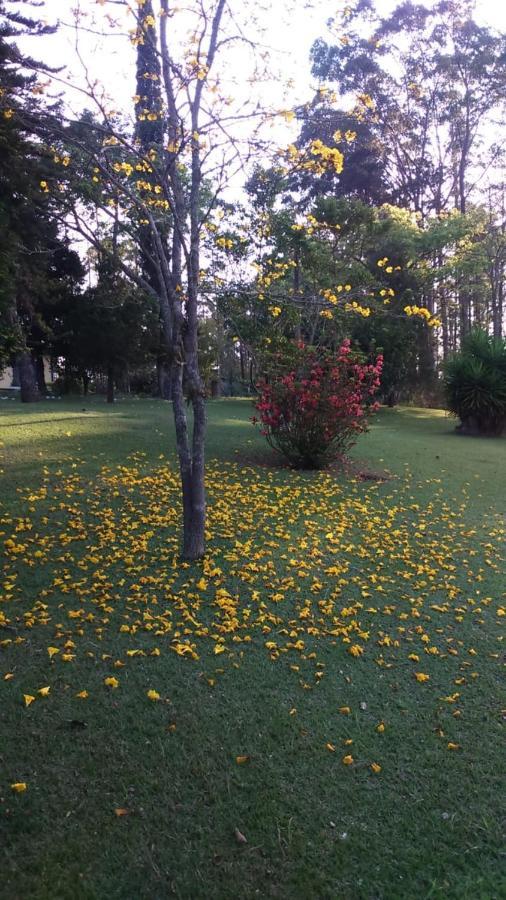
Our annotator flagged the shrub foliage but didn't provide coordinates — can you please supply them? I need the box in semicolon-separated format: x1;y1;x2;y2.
254;340;382;468
444;329;506;436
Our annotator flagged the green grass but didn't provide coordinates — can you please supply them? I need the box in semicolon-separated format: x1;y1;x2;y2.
0;398;504;900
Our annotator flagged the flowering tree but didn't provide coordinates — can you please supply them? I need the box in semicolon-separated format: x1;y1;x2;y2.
5;0;259;559
254;340;383;468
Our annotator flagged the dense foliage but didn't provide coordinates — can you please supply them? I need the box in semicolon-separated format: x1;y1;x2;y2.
444;329;506;436
254;341;382;468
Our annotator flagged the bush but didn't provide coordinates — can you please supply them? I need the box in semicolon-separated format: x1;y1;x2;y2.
253;340;382;468
443;330;506;436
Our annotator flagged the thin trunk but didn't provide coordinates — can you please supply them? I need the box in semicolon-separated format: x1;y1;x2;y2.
106;365;114;404
34;354;47;396
171;362;206;560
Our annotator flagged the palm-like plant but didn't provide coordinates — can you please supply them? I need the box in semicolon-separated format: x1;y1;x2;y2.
444;330;506;436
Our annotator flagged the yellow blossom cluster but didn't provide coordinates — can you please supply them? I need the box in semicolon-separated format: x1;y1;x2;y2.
282;140;344;176
404;305;441;328
345;301;371;317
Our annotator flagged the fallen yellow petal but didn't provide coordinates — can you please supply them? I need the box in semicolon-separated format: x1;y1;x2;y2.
24;694;36;708
38;686;50;697
370;762;382;774
147;689;160;701
342;755;354;765
11;782;27;793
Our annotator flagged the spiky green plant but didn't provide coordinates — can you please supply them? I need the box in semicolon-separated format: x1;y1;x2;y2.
444;330;506;436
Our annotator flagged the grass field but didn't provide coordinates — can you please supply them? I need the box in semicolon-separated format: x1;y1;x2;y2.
0;397;504;900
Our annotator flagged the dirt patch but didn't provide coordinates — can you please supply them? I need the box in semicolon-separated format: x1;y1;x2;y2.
233;449;393;482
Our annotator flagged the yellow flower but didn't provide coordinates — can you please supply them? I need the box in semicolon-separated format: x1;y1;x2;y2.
414;672;430;683
104;676;119;689
370;762;382;774
342;755;354;765
75;690;89;699
376;722;385;733
11;782;27;793
24;694;36;707
147;689;160;701
47;646;59;659
38;686;50;697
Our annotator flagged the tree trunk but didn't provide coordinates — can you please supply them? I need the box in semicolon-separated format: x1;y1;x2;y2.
17;351;39;403
156;357;172;399
106;365;114;403
34;354;47;396
492;280;504;338
171;362;206;560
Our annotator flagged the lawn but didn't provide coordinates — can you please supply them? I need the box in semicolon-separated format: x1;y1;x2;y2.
0;398;504;900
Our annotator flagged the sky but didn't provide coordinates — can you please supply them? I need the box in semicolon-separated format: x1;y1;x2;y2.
19;0;506;203
33;0;506;99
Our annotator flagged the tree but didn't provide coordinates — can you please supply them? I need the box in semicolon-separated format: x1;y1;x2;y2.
0;0;63;400
311;1;506;220
23;0;288;558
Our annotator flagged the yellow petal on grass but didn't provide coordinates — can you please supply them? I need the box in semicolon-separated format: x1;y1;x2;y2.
38;686;50;697
338;706;351;714
235;755;250;765
75;690;89;699
447;742;460;750
4;673;14;681
376;722;385;733
47;646;60;659
11;782;27;793
213;644;225;655
23;694;36;707
326;742;336;752
147;689;160;701
114;808;129;817
370;762;382;774
414;672;430;683
342;755;354;765
104;676;119;689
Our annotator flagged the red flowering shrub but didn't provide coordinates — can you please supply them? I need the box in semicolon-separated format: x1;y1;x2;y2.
253;340;383;469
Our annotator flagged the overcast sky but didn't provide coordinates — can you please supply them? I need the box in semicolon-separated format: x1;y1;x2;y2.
32;0;506;124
